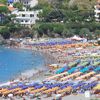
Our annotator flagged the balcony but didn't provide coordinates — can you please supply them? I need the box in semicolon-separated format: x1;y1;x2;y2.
94;9;100;13
95;14;99;17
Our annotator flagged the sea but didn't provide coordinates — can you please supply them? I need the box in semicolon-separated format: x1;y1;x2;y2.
0;46;45;82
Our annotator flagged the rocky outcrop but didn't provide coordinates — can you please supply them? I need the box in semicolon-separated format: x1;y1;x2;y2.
0;34;4;44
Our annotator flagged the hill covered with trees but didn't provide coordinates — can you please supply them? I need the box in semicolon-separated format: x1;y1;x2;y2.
31;0;99;39
0;0;100;39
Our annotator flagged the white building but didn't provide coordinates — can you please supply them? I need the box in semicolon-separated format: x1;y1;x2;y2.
94;0;100;21
20;0;38;8
14;10;40;27
8;0;38;8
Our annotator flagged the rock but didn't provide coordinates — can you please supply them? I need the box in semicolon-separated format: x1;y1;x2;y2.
0;34;4;44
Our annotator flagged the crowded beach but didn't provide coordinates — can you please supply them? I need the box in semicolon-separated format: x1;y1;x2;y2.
0;37;100;100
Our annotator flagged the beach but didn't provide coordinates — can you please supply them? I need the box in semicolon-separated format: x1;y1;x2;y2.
0;38;100;100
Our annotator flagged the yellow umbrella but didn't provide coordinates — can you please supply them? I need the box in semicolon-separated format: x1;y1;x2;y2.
57;86;72;94
11;88;22;93
95;74;100;77
93;84;100;90
0;89;8;93
2;90;12;95
30;87;46;94
61;72;81;81
43;87;59;94
76;71;95;80
15;89;28;95
26;87;34;92
46;72;68;80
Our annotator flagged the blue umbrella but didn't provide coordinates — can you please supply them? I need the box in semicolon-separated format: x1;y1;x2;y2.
80;67;89;73
8;86;19;90
21;85;29;90
68;67;77;74
17;83;24;87
94;66;100;72
56;66;68;74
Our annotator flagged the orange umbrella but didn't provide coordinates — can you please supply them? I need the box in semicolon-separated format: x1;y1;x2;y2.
61;72;81;81
43;87;59;94
57;86;72;94
30;87;46;94
0;88;8;93
46;72;68;80
76;71;95;80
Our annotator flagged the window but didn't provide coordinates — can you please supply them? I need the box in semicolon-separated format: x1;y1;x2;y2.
22;14;25;17
25;20;28;22
21;20;24;22
30;14;34;17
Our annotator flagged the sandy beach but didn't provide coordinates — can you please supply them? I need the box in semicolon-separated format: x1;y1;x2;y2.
0;39;100;100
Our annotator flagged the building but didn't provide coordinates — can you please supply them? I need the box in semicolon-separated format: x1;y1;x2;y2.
20;0;38;8
7;0;38;8
94;0;100;21
14;10;40;27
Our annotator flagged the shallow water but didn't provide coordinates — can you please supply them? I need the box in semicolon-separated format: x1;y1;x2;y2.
0;47;45;82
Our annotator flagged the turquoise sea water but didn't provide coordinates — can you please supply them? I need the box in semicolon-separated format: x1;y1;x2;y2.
0;47;45;82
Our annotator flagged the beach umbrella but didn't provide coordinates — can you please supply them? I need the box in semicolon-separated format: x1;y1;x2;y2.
21;86;29;90
80;67;89;73
68;62;78;68
57;86;72;94
56;67;68;74
88;65;94;70
61;72;81;81
68;67;77;74
17;83;24;87
8;93;13;97
34;85;44;89
92;62;100;66
93;84;100;90
8;86;19;90
94;66;100;72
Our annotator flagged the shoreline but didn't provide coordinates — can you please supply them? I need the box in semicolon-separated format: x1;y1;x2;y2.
0;44;57;85
0;40;99;85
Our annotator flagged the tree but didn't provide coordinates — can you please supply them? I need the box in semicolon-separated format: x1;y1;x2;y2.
53;24;64;35
0;27;10;39
79;28;90;38
0;0;7;4
87;32;93;40
64;29;74;37
39;5;53;20
45;9;64;22
13;2;23;10
0;6;8;14
95;30;100;39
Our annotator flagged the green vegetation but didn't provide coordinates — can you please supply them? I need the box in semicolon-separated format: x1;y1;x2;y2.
13;2;23;10
0;6;8;14
0;0;7;4
0;0;100;39
31;0;99;39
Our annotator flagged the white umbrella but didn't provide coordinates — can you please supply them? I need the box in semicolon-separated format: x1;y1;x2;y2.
8;94;13;97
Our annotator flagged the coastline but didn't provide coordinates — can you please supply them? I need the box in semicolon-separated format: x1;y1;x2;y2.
16;47;59;82
1;39;99;86
0;44;58;85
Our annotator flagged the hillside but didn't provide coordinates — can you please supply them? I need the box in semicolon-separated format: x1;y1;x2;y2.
0;0;100;39
38;0;96;10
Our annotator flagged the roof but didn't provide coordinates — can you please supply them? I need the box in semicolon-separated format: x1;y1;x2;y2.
8;6;16;11
97;0;100;2
0;4;6;6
